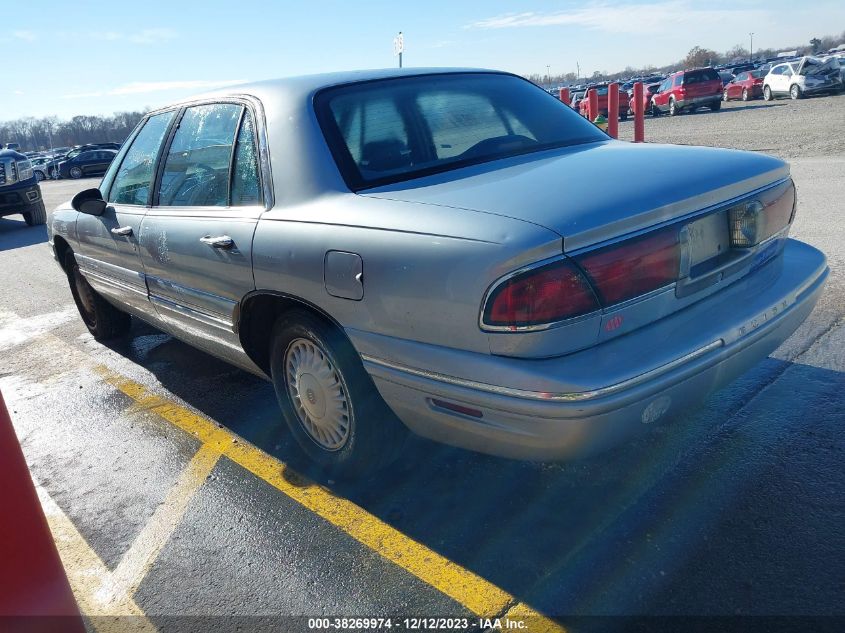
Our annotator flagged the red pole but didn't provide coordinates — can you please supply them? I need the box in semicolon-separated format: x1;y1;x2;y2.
633;82;645;143
608;83;619;139
0;390;85;632
558;87;570;106
587;88;598;122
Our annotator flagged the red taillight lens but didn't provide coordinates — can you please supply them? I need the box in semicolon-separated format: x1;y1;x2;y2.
574;226;680;306
483;259;600;329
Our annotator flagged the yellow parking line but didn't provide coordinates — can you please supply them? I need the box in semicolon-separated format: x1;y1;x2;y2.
94;364;565;630
36;485;158;633
104;443;222;603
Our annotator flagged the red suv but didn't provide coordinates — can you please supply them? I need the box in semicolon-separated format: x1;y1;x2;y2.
651;68;723;115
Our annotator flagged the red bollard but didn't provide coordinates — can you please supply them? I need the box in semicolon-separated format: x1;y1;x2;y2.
0;390;85;632
608;83;619;139
587;88;598;122
559;87;570;106
633;82;645;143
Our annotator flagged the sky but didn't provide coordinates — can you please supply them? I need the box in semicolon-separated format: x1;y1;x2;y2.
2;0;843;120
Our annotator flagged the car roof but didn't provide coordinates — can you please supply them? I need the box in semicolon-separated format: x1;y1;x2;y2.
155;67;501;114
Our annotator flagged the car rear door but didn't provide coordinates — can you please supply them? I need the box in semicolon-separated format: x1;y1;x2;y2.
74;110;177;314
137;100;266;356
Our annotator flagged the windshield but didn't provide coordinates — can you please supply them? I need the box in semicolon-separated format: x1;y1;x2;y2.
750;69;765;78
316;73;606;190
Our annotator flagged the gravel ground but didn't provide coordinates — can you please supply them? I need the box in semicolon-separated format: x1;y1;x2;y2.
616;92;845;159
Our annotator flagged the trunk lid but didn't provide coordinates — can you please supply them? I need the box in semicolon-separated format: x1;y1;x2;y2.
362;140;788;251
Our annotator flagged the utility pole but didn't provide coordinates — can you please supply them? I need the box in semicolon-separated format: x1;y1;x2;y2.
546;65;551;90
576;61;581;80
749;32;754;62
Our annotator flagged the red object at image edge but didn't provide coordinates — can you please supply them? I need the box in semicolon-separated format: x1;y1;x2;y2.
0;390;85;633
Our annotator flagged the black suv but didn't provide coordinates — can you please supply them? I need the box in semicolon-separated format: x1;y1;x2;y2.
46;143;121;179
0;148;46;226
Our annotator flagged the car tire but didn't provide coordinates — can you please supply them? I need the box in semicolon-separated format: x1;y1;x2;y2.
69;166;83;179
650;102;660;117
742;88;749;101
763;85;773;101
723;90;729;102
620;110;628;121
668;97;677;116
269;310;407;479
790;84;802;100
66;252;131;340
23;200;47;226
34;170;45;182
710;100;721;111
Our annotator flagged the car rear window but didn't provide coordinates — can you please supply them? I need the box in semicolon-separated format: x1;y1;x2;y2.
316;73;606;190
684;69;720;84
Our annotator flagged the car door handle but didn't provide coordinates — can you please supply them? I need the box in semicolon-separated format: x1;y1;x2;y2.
199;235;234;249
111;226;133;236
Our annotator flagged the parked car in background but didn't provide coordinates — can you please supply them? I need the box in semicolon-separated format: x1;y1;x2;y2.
763;57;843;100
570;90;586;110
578;84;629;120
629;82;661;116
718;71;734;88
57;149;117;179
46;143;121;178
31;157;51;181
0;148;46;225
652;68;723;115
48;68;827;477
723;69;766;101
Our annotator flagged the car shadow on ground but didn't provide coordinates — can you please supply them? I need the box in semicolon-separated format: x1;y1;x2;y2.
0;218;48;251
104;319;845;618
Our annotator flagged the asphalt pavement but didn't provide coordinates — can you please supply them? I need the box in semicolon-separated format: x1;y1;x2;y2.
2;111;844;633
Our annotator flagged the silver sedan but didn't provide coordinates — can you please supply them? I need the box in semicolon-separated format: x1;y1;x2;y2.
48;69;828;477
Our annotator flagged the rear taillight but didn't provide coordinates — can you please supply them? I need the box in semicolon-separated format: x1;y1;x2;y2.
574;226;680;305
729;180;795;247
483;259;600;329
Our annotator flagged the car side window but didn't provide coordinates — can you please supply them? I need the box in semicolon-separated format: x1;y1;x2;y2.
673;75;683;87
784;65;794;76
660;79;671;92
108;111;176;206
157;103;243;207
736;73;747;82
230;110;262;206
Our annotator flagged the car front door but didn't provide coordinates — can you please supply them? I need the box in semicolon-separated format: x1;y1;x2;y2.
730;73;746;98
137;101;265;358
74;110;177;314
770;65;787;93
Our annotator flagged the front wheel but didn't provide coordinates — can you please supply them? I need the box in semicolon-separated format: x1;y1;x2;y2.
34;170;45;182
763;85;773;101
742;88;749;101
269;310;407;478
710;100;721;111
790;84;802;100
723;90;729;102
23;200;47;226
66;252;131;340
69;166;83;179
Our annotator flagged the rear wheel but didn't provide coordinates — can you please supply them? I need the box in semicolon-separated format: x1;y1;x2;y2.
790;84;802;100
269;310;407;478
723;89;729;102
34;170;45;182
763;85;773;101
668;97;678;116
742;88;749;101
66;252;131;340
23;200;46;226
710;99;721;111
619;110;628;122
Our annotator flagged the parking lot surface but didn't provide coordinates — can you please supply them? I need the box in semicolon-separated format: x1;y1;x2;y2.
2;96;844;632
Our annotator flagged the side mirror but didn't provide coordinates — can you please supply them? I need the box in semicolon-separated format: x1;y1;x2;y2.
71;188;107;216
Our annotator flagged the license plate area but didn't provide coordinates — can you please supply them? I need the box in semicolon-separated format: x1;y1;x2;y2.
686;210;733;277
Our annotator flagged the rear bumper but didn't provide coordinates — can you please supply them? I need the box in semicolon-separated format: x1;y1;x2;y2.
0;183;41;216
354;239;828;460
676;94;721;108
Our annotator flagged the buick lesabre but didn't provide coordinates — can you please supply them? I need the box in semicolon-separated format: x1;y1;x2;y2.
48;69;828;477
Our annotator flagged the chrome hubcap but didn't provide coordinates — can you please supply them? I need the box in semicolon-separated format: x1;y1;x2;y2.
285;338;350;450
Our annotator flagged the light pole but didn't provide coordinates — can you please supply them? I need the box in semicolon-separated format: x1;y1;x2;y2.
393;31;404;68
546;64;551;90
749;32;754;62
576;61;581;80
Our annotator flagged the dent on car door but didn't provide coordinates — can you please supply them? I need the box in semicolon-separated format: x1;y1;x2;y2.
74;110;176;314
138;102;264;360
